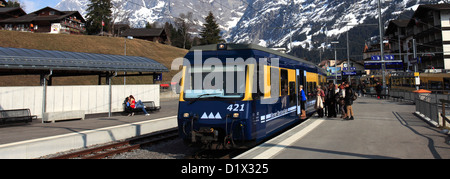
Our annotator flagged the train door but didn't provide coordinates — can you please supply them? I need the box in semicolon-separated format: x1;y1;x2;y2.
296;69;306;115
296;69;301;115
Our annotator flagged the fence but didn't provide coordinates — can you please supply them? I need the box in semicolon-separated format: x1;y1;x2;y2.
390;90;450;128
440;99;450;128
0;85;160;118
415;98;440;125
389;91;416;102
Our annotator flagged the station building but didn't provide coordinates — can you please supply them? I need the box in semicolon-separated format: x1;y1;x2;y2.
384;4;450;72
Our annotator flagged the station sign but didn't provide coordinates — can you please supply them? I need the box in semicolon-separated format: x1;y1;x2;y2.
385;62;403;70
343;71;357;76
364;60;403;70
153;73;163;81
384;55;395;60
371;55;394;61
343;67;356;71
371;56;381;61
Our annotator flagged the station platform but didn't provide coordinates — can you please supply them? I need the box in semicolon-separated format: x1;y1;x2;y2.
236;97;450;159
0;100;179;159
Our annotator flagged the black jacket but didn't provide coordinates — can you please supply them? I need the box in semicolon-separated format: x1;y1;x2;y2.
344;87;354;105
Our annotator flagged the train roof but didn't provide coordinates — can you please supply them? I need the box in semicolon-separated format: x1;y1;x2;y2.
189;43;316;67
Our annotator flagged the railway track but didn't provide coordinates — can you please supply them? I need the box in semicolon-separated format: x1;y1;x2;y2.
50;128;179;159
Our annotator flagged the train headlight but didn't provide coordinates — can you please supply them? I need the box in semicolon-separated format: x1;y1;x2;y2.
183;113;190;118
233;113;239;118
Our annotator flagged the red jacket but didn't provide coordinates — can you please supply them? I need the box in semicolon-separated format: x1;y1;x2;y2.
130;99;136;108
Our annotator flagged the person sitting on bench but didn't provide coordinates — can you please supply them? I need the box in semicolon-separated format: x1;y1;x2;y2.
129;95;150;116
125;97;134;116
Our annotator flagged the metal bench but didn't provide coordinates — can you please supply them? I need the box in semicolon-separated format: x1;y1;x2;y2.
145;101;161;111
0;109;37;125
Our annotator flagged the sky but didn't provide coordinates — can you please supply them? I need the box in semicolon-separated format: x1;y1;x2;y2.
20;0;61;13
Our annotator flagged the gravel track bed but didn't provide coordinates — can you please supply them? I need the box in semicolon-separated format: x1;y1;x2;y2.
107;138;198;159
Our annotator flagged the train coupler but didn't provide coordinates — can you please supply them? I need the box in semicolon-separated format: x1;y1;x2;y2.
192;128;219;143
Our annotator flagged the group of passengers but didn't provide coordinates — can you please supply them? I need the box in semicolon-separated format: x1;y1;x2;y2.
304;81;357;120
125;95;150;117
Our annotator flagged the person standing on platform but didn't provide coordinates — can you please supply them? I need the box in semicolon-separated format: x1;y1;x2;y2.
322;85;328;117
315;85;325;118
327;83;337;118
375;82;382;99
299;85;307;118
338;82;347;119
344;83;355;120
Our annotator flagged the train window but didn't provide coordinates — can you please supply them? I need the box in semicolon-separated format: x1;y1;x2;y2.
183;65;247;100
280;69;288;96
444;78;450;90
289;82;296;107
253;64;264;100
307;82;313;96
429;81;442;90
420;80;427;89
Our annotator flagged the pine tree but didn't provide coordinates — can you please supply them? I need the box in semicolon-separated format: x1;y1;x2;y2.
86;0;112;35
200;12;224;45
5;0;20;7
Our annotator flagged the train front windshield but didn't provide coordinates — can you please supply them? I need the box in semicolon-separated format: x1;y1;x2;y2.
183;65;247;100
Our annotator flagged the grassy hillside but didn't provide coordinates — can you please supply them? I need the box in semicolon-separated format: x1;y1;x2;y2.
0;30;188;86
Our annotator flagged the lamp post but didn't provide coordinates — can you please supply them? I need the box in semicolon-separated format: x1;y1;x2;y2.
331;41;339;84
124;36;133;85
347;29;350;83
378;0;389;95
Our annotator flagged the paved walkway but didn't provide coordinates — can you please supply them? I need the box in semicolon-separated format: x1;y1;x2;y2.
237;97;450;159
0;100;179;145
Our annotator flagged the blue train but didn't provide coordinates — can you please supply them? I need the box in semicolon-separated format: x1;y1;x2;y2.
177;44;326;148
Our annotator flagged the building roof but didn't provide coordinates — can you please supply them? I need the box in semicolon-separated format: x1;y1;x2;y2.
0;47;169;73
0;6;85;23
418;3;450;10
408;4;450;27
121;28;165;37
0;7;23;14
385;19;409;35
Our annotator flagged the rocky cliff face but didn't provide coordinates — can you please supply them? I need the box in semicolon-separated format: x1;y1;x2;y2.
56;0;247;35
56;0;445;60
227;0;443;51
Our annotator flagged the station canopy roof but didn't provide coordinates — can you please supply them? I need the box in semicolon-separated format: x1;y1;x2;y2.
0;47;169;73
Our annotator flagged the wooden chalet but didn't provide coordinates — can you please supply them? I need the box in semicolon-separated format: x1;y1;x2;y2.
0;6;85;34
120;28;168;43
0;7;25;21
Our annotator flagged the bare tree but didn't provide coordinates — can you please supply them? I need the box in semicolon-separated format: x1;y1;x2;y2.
175;12;194;49
110;0;132;36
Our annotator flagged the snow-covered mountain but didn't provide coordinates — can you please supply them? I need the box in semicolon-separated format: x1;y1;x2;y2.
227;0;445;51
55;0;247;34
55;0;90;16
56;0;446;53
